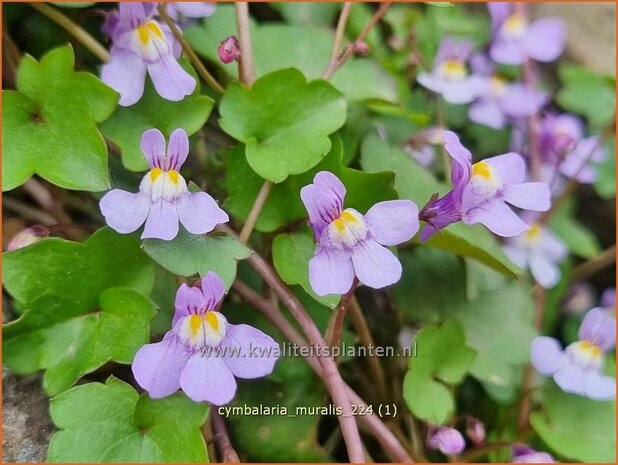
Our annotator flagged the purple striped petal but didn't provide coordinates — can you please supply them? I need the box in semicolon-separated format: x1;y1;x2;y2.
201;272;226;310
173;283;206;324
166;128;189;170
140;128;166;169
300;171;345;238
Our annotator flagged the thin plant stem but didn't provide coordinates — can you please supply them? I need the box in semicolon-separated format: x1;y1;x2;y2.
436;96;450;180
232;279;414;463
210;409;240;463
235;2;256;85
157;4;225;94
571;244;617;282
348;296;388;402
28;2;110;62
322;2;353;79
322;2;392;80
239;180;273;243
326;279;358;352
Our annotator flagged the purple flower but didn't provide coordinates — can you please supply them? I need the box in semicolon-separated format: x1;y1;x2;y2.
101;2;196;106
539;113;606;184
300;171;419;296
100;128;228;241
468;56;546;129
404;127;445;168
489;3;565;65
218;36;241;64
465;416;486;446
427;426;466;455
417;37;477;104
511;444;555;463
132;272;279;405
420;131;551;240
503;221;568;288
531;307;616;400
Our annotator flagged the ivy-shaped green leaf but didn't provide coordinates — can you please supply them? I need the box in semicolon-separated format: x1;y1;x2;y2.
272;231;340;309
3;45;117;191
531;384;616;462
225;136;397;232
2;228;156;395
48;377;209;462
100;60;214;171
142;230;251;289
219;68;347;182
403;319;475;424
4;288;156;396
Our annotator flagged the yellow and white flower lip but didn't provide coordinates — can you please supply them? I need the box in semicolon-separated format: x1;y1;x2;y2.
326;209;369;249
501;13;528;39
129;20;169;61
175;311;228;349
566;340;603;370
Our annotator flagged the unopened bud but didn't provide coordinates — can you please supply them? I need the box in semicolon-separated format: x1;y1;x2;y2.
351;41;370;56
427;426;466;455
552;133;577;156
6;226;49;251
218;36;241;64
465;416;486;446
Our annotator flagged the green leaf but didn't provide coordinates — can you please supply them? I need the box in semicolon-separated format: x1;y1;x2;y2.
100;60;214;171
219;68;347;182
360;133;522;278
549;199;600;258
142;230;251;289
2;228;156;395
272;231;340;309
403;319;476;424
3;227;154;309
557;64;616;130
531;384;616;462
225;136;397;232
51;2;96;7
2;45;117;191
4;288;156;395
48;377;208;462
185;5;398;102
272;2;339;26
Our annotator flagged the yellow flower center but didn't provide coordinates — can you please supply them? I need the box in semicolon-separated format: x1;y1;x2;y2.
327;209;368;249
579;340;602;357
503;13;527;37
441;59;467;80
472;161;493;180
137;20;164;45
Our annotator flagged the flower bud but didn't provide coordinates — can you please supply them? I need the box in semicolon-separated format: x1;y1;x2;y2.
351;41;370;56
563;282;596;315
465;416;486;446
6;226;49;251
427;426;466;455
512;444;555;463
218;36;241;64
552;132;577;156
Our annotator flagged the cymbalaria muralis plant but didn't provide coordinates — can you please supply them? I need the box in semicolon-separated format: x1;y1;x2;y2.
2;2;616;463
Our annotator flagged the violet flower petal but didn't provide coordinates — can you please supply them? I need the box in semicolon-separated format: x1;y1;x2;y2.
309;247;355;296
351;239;402;289
176;192;229;235
146;54;196;102
220;324;279;378
531;336;568;375
101;48;147;107
579;308;616;351
99;189;150;234
201;272;226;310
173;283;206;325
522;18;565;62
167;128;190;170
132;334;192;398
140;128;166;169
142;198;179;240
180;353;237;405
364;200;419;246
464;199;528;237
502;182;551;211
